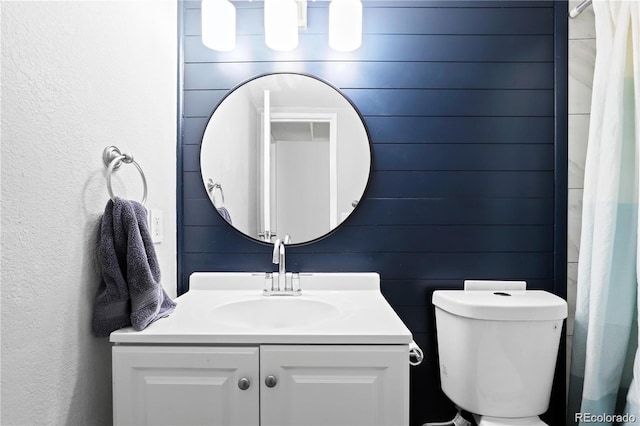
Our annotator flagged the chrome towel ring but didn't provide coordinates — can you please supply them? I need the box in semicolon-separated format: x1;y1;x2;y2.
102;145;148;206
207;179;225;207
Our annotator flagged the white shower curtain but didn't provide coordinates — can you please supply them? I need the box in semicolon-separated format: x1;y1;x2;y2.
568;1;640;425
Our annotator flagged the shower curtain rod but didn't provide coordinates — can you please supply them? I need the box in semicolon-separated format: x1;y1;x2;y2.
570;0;592;18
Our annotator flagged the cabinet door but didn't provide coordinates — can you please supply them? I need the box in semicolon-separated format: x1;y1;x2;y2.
260;345;409;426
113;346;259;426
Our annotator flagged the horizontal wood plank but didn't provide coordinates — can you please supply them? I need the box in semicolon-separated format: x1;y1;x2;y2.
183;143;553;172
187;6;553;36
182;197;554;226
183;61;554;91
373;144;553;171
182;251;554;280
183;116;555;145
364;116;554;144
184;88;554;118
184;34;553;63
183;224;553;253
367;170;554;198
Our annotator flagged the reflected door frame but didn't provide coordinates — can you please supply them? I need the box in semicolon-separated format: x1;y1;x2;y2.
259;110;338;243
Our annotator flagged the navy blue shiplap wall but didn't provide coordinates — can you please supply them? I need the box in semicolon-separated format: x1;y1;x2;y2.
178;1;568;423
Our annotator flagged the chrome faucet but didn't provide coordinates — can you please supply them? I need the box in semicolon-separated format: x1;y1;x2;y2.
265;235;300;296
272;238;286;284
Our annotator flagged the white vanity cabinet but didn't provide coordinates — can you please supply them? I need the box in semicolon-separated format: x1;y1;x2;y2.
110;273;416;426
112;344;409;426
260;345;409;426
112;346;259;425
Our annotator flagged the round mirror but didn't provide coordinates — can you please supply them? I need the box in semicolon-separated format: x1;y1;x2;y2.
200;73;371;244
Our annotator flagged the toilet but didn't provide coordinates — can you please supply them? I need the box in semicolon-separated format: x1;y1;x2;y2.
432;281;567;426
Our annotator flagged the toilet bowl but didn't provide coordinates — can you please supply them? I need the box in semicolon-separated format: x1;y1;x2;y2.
432;281;567;426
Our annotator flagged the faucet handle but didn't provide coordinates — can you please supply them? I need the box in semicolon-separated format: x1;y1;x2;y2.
284;272;293;292
264;272;274;293
291;273;300;293
282;272;300;294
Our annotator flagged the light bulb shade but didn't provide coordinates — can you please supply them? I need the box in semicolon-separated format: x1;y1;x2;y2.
264;0;298;51
201;0;236;51
329;0;362;52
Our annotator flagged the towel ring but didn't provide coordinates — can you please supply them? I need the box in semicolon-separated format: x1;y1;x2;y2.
103;146;148;206
207;179;225;207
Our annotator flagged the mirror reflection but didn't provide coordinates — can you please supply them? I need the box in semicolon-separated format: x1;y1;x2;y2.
200;73;371;244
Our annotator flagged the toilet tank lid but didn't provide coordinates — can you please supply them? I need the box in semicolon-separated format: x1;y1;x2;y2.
432;290;568;321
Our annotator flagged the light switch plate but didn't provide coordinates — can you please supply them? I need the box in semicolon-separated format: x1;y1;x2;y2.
148;209;163;244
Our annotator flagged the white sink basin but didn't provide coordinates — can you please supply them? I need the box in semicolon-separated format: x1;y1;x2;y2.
210;297;340;329
110;272;413;345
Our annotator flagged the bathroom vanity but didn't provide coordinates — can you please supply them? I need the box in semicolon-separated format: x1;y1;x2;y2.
110;272;413;426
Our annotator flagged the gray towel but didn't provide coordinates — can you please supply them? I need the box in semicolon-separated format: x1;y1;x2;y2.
92;197;176;337
217;206;232;224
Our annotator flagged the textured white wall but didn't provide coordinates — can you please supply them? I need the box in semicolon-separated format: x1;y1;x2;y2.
1;1;177;424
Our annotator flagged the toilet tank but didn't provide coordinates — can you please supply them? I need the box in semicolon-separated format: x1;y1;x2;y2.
432;286;567;418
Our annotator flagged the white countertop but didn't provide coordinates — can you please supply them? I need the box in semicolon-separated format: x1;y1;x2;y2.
110;272;413;345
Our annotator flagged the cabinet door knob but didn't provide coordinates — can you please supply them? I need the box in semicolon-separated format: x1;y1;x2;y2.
265;375;278;388
238;377;251;390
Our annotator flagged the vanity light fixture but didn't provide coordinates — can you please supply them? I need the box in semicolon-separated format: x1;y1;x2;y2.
329;0;362;52
264;0;299;51
200;0;362;52
201;0;236;51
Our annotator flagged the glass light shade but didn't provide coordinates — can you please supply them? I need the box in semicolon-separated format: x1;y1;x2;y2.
201;0;236;51
264;0;298;51
329;0;362;52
